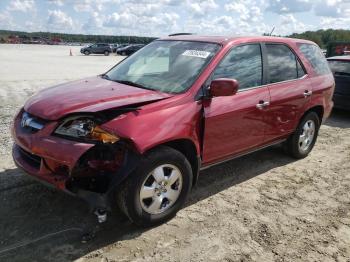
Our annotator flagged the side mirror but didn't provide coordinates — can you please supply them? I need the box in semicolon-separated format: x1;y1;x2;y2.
209;78;239;97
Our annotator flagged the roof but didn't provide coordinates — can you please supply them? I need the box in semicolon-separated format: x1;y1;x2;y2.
158;35;315;45
327;56;350;61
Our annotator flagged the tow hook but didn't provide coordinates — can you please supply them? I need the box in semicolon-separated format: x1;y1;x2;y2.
94;209;107;223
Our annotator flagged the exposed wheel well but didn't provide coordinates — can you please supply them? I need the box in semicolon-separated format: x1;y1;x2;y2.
159;139;200;187
303;105;324;123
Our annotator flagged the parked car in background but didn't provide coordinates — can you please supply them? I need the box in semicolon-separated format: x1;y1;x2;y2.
111;43;129;53
326;41;350;57
328;56;350;110
12;35;334;227
80;43;112;56
116;44;145;56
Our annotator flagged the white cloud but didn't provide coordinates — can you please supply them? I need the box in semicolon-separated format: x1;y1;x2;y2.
314;0;350;17
48;0;64;6
0;11;15;30
267;0;313;13
225;0;265;23
278;14;309;34
188;0;218;17
2;0;350;37
321;16;350;29
73;0;105;12
47;10;74;32
82;11;103;33
104;9;179;35
7;0;35;12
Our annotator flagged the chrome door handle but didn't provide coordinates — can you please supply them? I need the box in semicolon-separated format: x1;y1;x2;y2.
303;90;313;97
256;101;270;109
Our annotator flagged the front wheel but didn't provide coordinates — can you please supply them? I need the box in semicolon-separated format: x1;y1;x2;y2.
284;111;320;159
104;50;110;56
117;146;192;227
84;50;90;55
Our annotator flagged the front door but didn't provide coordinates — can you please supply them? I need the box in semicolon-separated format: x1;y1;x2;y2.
202;43;270;164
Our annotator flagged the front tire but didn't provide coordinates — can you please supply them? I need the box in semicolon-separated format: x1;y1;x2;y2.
117;146;193;227
284;111;320;159
104;50;110;56
84;50;90;55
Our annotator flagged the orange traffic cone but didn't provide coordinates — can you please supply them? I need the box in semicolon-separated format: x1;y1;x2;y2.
69;48;73;56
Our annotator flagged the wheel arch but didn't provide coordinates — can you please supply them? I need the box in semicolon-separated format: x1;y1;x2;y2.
302;105;324;124
144;139;201;187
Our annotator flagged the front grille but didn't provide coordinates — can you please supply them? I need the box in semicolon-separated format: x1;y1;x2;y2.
18;146;41;170
20;111;47;133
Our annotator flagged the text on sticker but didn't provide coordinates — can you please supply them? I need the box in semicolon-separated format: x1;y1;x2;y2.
182;50;211;59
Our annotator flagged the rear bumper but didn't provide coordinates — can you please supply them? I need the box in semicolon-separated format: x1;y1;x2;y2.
333;93;350;110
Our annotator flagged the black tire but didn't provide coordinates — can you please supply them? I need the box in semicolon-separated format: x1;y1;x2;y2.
117;146;193;227
104;50;110;56
122;51;126;56
84;50;90;55
284;111;320;159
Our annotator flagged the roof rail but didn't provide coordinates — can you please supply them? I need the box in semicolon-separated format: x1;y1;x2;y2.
168;33;194;37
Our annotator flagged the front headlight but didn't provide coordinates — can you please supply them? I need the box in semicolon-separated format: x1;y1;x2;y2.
54;116;119;144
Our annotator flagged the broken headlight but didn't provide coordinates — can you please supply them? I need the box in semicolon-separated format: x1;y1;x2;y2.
54;116;119;144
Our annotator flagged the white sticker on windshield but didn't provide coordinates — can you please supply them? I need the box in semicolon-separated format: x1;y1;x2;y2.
182;50;211;59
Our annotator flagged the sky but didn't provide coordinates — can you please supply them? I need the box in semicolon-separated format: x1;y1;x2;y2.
0;0;349;37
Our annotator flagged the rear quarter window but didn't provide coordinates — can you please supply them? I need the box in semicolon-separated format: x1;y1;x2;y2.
298;43;331;75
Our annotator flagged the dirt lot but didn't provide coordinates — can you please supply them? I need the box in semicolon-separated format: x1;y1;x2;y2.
0;44;350;262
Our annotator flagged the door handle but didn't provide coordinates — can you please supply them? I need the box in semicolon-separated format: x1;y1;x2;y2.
256;101;270;109
303;90;313;97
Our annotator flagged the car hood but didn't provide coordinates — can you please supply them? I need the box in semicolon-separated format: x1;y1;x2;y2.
24;76;172;120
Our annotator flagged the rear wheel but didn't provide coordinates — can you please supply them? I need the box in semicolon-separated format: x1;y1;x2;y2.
104;50;110;56
117;146;192;227
284;111;320;159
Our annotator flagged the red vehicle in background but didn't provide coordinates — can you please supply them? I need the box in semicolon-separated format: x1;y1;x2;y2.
12;35;334;226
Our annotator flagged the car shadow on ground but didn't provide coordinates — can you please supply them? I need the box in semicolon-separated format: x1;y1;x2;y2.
0;145;295;262
324;108;350;128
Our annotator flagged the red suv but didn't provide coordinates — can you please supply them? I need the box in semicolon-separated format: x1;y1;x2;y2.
12;36;334;226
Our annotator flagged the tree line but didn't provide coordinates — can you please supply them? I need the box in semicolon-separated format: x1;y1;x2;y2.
0;29;157;44
2;29;350;48
288;29;350;49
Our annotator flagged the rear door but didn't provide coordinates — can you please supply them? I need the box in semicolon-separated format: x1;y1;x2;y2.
97;44;105;53
203;43;270;164
263;43;312;143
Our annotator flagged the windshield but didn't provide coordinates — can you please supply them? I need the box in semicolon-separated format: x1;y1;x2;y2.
328;60;350;75
105;40;220;93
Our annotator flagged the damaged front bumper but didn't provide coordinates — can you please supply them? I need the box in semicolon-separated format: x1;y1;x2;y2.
11;110;140;211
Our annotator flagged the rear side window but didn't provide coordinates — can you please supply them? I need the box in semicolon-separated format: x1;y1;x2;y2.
266;44;305;83
212;44;262;90
328;60;350;75
298;43;331;75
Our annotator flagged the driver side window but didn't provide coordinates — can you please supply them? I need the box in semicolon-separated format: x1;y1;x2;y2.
212;44;263;90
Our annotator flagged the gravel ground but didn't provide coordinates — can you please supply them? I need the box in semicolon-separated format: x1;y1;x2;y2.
0;44;350;262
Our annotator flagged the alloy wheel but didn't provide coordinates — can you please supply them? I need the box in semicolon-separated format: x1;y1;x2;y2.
139;164;183;215
298;120;316;152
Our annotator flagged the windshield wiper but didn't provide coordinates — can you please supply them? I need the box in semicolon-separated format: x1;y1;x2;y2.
114;80;154;90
